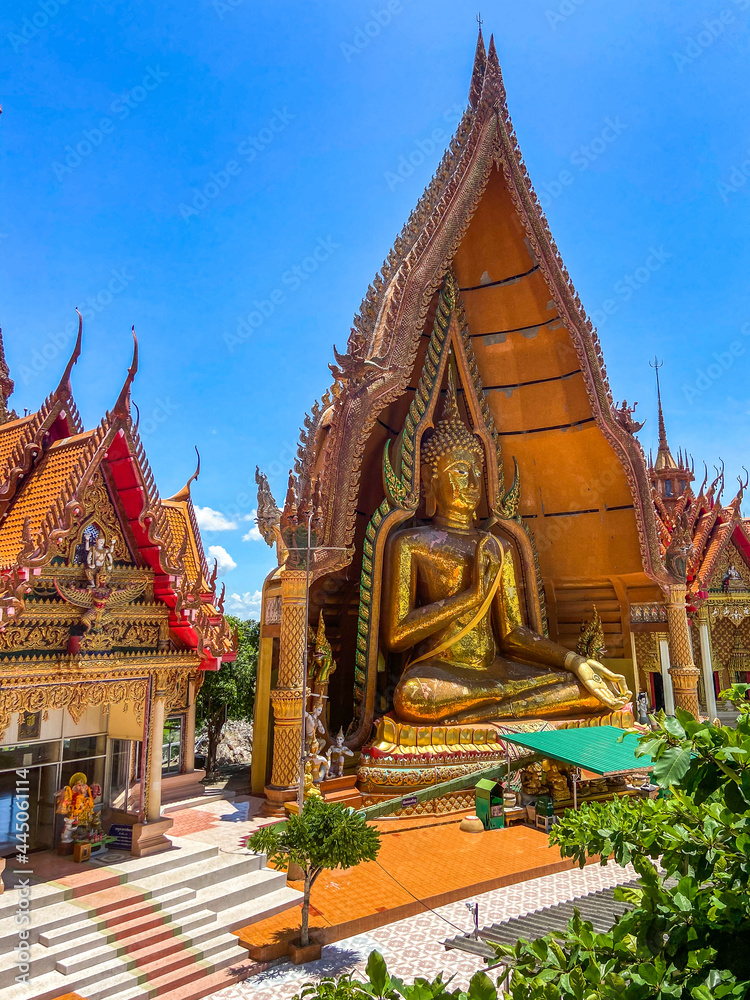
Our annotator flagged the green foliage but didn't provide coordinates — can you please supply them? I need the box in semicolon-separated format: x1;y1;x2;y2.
246;799;381;946
245;798;380;876
491;688;750;998
292;951;498;1000
195;615;258;776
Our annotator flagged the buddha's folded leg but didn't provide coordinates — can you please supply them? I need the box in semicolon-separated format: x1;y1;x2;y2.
394;659;604;724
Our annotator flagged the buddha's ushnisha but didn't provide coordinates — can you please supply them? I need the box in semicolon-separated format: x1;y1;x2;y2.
381;380;630;723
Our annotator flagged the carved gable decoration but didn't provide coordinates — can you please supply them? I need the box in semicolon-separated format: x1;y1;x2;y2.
709;540;750;593
58;471;134;573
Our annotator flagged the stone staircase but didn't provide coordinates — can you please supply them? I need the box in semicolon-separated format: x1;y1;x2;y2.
0;837;301;1000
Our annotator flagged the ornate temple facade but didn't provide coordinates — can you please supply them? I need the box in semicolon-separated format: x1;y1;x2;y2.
631;369;750;720
0;321;235;872
250;30;725;810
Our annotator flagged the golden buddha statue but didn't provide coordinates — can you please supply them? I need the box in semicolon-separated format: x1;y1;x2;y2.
382;385;631;725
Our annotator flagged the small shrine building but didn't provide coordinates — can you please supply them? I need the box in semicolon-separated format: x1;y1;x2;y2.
0;322;235;875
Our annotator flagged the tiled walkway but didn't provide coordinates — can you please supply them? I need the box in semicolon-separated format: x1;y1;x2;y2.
213;860;637;1000
237;823;576;955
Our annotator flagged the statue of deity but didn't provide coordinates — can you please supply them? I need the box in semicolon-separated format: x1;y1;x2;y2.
381;384;631;724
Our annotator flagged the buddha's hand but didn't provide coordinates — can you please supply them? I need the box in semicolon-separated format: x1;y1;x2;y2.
471;533;502;601
567;655;631;711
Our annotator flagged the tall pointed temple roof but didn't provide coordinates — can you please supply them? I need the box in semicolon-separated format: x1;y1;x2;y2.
279;28;671;693
0;320;234;667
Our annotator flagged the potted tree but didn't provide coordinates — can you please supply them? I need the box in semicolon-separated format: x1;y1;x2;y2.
245;798;381;963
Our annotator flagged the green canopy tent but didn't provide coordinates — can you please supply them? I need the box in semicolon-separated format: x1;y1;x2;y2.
499;725;653;809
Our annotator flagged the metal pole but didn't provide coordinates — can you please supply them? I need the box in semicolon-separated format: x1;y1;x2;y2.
297;510;315;814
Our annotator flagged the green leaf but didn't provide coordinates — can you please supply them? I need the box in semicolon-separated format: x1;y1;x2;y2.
653;747;692;786
366;951;389;997
466;971;496;1000
662;715;686;740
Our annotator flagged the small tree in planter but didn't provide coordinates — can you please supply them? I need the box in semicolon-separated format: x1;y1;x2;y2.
245;798;381;953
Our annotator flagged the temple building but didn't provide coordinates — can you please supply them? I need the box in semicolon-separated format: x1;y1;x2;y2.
251;29;713;813
630;365;750;720
0;320;235;874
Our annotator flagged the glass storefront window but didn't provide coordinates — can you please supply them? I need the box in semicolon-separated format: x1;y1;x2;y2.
109;739;140;814
0;741;60;770
63;735;106;760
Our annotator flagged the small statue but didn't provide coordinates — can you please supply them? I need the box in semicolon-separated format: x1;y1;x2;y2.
302;760;322;801
520;766;547;797
613;399;645;435
307;733;328;783
544;762;570;801
636;691;649;725
304;696;326;747
664;512;694;583
308;612;337;698
55;772;97;843
85;533;116;588
722;563;744;593
326;727;354;778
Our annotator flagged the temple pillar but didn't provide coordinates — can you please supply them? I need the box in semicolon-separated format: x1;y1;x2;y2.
665;585;701;718
183;676;196;774
697;607;717;721
132;672;173;856
264;569;307;813
657;632;675;716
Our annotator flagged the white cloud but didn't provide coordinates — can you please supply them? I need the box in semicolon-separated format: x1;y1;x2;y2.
207;545;237;575
242;509;263;542
194;506;237;531
228;590;262;618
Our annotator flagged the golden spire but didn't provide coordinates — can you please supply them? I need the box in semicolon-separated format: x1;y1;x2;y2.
112;327;139;419
0;326;17;425
650;357;677;471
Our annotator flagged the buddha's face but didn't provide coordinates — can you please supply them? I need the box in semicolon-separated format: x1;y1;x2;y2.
433;449;483;518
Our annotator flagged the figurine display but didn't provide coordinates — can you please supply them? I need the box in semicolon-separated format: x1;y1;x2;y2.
326;727;354;778
520;765;547;798
543;762;571;801
55;772;104;846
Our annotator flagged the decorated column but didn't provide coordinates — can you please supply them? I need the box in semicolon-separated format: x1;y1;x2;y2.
131;670;173;856
657;632;676;716
146;672;168;821
183;675;197;773
265;568;307;810
665;584;701;718
697;606;717;720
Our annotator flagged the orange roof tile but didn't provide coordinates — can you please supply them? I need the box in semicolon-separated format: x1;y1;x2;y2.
0;414;36;478
0;434;92;568
162;500;201;586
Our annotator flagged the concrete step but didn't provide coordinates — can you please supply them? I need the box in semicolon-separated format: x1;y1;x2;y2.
0;942;57;987
135;850;264;897
39;886;195;949
194;866;289;912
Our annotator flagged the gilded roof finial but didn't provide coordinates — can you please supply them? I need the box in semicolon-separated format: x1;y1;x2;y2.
55;309;83;397
168;446;201;503
0;326;17;425
113;326;139;419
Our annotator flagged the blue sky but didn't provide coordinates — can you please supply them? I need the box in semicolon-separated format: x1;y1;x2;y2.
2;1;750;617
